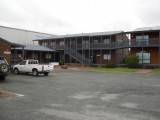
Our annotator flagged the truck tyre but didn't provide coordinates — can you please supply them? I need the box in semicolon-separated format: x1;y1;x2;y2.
14;68;19;74
33;69;38;76
44;72;49;76
0;63;9;74
0;75;6;81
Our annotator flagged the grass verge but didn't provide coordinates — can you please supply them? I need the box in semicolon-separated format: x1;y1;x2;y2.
92;67;139;72
152;69;160;74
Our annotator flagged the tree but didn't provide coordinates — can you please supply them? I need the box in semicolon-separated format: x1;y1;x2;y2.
124;55;140;68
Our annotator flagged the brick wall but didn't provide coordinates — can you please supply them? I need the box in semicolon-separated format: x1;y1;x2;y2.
0;38;11;64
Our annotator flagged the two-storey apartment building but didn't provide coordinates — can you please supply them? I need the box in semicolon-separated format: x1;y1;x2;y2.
34;31;129;65
126;27;160;67
34;27;160;67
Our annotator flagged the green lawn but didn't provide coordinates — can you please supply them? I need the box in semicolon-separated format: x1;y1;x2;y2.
92;67;139;72
152;69;160;74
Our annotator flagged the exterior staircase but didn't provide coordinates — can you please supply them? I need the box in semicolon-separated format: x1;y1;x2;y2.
65;47;92;64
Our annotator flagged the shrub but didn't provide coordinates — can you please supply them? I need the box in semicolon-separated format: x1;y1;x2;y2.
59;58;65;65
103;62;116;68
124;55;140;68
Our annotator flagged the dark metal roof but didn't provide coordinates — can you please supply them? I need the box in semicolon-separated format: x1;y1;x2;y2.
15;45;54;52
34;31;124;41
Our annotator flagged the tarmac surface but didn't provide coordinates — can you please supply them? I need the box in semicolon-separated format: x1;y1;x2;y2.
0;70;160;120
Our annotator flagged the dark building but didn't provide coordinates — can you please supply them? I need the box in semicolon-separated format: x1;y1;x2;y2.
0;37;24;65
126;27;160;67
34;31;129;65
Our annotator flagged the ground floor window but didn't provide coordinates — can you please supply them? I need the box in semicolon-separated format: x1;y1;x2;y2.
46;54;51;59
136;51;150;64
103;54;111;60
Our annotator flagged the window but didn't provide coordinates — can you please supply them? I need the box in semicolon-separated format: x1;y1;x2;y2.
28;61;31;64
20;61;27;65
103;39;110;44
136;51;150;64
118;39;122;43
28;60;38;64
94;40;98;43
31;53;38;59
0;57;6;64
136;35;149;45
103;54;111;60
60;41;64;45
46;54;51;59
44;42;48;46
51;41;55;46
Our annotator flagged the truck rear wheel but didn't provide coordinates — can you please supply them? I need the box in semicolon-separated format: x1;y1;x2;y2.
33;69;38;76
44;72;49;76
0;75;6;81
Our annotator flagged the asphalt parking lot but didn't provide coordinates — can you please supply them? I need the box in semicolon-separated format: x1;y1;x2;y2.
0;70;160;120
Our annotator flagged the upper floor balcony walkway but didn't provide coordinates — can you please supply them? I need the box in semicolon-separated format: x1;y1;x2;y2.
47;38;160;50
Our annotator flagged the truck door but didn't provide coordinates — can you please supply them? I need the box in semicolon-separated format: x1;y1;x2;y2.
19;60;27;72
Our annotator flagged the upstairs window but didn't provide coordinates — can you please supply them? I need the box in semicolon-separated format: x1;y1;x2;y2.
94;40;98;43
103;39;110;44
136;35;149;46
50;41;55;46
59;41;64;45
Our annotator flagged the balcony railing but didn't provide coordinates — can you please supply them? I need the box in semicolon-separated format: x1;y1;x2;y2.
47;38;160;50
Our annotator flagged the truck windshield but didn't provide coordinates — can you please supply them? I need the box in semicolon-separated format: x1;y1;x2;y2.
0;60;6;64
20;61;27;65
0;57;7;64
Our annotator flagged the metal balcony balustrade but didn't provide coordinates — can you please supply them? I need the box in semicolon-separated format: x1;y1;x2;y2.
47;38;160;50
130;38;160;47
45;38;160;64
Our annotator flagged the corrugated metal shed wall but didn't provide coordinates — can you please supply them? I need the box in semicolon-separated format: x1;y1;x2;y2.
0;26;52;45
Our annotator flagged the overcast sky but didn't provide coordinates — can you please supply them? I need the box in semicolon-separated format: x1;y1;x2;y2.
0;0;160;35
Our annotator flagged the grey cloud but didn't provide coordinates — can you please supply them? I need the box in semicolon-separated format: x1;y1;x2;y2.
135;0;160;26
0;0;71;31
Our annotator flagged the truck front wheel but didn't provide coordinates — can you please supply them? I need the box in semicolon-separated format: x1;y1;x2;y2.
33;69;38;76
14;68;19;74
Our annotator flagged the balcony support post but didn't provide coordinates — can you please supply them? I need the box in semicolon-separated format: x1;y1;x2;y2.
76;37;78;64
159;31;160;67
70;38;71;64
142;32;144;65
91;37;93;64
64;38;66;63
109;35;112;63
89;36;91;65
82;37;84;64
100;36;102;66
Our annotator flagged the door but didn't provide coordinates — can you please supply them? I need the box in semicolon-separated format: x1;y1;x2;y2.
19;60;27;72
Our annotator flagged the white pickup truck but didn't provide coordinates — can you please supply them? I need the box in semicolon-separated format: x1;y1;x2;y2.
13;60;53;76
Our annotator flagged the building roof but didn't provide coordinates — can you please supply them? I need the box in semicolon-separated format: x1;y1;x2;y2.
15;45;55;52
34;31;124;41
125;26;160;33
134;26;160;31
0;25;54;36
0;37;25;47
